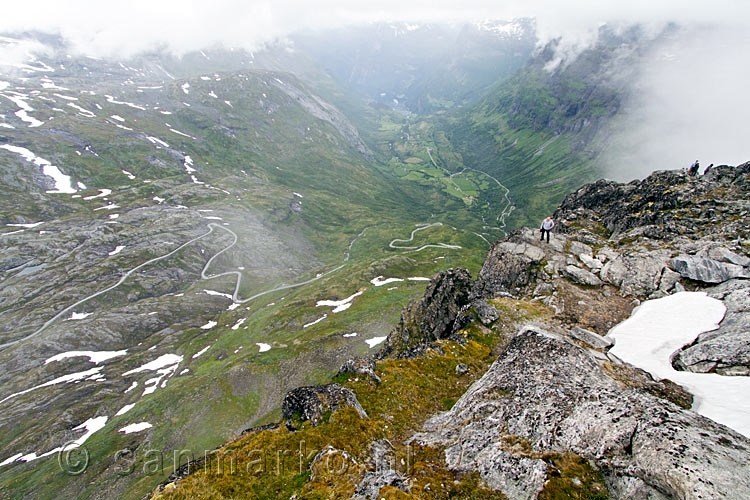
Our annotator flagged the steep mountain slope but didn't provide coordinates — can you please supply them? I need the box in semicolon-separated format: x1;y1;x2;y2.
440;25;659;228
150;162;750;499
0;35;498;500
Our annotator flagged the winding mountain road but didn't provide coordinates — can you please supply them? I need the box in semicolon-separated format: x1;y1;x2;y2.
0;222;344;351
388;222;462;253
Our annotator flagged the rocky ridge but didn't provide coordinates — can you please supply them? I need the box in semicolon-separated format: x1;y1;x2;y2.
151;163;750;500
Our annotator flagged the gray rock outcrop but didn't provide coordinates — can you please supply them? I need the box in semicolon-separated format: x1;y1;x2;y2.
473;239;546;298
673;279;750;376
559;264;603;286
282;383;367;427
412;329;750;500
379;268;472;357
670;254;749;284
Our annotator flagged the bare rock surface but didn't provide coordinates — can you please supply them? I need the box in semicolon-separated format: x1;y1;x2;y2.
674;279;750;376
412;329;750;500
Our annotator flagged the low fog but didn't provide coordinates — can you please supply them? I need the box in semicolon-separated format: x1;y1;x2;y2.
1;0;748;179
600;26;750;180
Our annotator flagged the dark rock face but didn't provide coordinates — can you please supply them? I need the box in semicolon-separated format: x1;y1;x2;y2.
555;162;750;238
674;279;750;376
281;383;367;427
472;238;546;298
413;329;750;500
379;269;472;357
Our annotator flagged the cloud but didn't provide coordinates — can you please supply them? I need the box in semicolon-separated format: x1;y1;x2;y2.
1;1;747;176
0;1;748;59
600;25;750;179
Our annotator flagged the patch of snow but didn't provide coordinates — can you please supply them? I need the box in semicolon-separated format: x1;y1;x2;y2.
104;94;146;110
115;403;135;416
94;203;119;211
52;93;78;101
122;354;182;397
6;222;43;228
608;292;750;438
0;367;104;404
256;343;271;353
200;321;217;330
192;345;211;358
343;332;357;338
147;136;169;148
407;277;431;281
108;245;125;256
67;102;95;117
208;90;217;98
203;289;232;300
183;155;195;173
109;214;119;220
45;350;126;365
83;188;112;200
179;369;189;375
124;381;137;393
365;336;387;348
119;422;152;434
70;312;92;320
122;169;136;179
77;181;87;189
111;114;125;122
316;290;364;313
15;109;44;126
41;79;67;90
122;354;182;375
0;453;23;467
152;196;165;203
293;192;304;198
370;276;404;287
169;128;195;139
0;144;76;193
181;83;190;94
231;318;246;330
227;303;240;311
303;314;327;328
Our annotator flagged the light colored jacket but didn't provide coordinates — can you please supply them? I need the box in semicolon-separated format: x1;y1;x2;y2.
541;219;554;230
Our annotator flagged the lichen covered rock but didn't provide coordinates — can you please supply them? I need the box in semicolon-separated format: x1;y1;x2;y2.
282;383;367;427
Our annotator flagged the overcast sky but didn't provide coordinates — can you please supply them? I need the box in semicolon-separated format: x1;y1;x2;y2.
1;0;748;175
0;0;748;58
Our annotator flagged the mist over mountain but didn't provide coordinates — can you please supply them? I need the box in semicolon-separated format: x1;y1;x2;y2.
0;3;748;499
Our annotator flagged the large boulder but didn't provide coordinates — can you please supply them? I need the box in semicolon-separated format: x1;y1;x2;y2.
673;279;750;376
600;250;670;296
473;238;546;298
282;383;367;426
559;264;603;286
379;268;472;357
412;329;750;500
670;254;749;284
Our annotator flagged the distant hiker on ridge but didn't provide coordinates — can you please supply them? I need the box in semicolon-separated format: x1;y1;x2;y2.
704;163;714;175
688;160;700;177
540;216;554;243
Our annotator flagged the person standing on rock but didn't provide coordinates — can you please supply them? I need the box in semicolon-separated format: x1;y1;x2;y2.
540;216;554;243
688;160;699;177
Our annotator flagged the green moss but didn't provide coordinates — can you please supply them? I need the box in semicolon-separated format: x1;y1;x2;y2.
539;453;608;500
